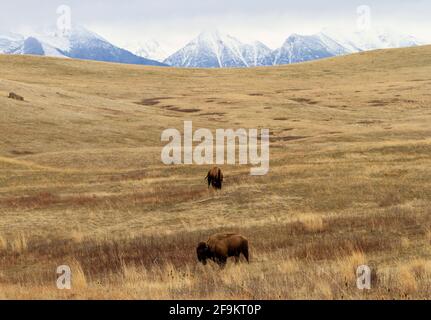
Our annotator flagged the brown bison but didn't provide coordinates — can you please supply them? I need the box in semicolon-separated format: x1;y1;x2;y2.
205;167;224;190
8;92;24;101
197;233;249;267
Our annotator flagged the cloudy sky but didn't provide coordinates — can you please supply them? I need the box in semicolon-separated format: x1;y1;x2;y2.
1;0;430;52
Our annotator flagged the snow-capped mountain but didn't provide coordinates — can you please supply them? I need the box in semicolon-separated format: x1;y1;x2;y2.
0;26;166;66
164;30;273;68
165;30;247;68
0;31;67;57
242;41;274;67
0;32;25;54
1;26;426;68
273;33;350;65
165;28;424;68
124;39;169;62
34;25;166;66
9;37;67;57
323;28;424;53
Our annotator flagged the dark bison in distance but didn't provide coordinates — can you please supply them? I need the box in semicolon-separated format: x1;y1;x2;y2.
197;233;249;267
8;92;24;101
205;167;224;190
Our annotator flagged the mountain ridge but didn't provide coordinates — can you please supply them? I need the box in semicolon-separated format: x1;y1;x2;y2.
0;26;166;66
1;26;425;68
164;28;424;68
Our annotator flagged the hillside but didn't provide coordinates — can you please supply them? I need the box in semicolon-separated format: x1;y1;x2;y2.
0;46;431;299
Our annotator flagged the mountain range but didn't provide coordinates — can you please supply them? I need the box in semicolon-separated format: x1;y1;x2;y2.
0;26;425;68
0;26;166;66
163;29;424;68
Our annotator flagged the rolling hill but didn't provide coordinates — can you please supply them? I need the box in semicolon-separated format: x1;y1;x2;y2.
0;45;431;299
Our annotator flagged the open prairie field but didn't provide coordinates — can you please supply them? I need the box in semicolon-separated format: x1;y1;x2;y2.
0;45;431;299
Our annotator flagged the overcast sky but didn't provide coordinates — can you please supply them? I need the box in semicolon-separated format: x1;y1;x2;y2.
1;0;430;52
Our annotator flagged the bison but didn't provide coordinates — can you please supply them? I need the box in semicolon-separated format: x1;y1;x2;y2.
205;167;224;190
197;233;249;267
8;92;24;101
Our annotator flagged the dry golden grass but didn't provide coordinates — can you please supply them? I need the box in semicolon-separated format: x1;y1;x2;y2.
1;46;431;299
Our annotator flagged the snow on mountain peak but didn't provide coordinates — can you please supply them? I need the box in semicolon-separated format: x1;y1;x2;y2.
0;31;24;42
28;24;108;53
1;25;426;68
0;32;25;54
0;25;165;66
124;39;169;62
164;30;274;68
322;27;424;53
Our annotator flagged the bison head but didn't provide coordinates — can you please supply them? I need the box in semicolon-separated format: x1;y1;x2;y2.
196;242;210;265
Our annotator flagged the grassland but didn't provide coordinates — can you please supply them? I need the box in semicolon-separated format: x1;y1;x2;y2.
0;45;431;299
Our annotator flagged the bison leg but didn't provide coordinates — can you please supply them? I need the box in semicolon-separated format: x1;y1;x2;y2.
216;256;227;268
213;180;222;190
242;244;250;263
243;251;249;263
234;255;241;264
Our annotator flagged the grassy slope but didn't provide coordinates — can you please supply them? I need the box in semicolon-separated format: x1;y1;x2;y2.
0;46;430;299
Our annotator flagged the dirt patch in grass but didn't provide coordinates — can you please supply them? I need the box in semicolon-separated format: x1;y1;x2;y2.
368;98;401;107
164;106;201;113
291;97;318;105
269;136;309;142
357;120;383;125
368;100;387;107
136;97;173;106
10;150;35;156
200;112;226;117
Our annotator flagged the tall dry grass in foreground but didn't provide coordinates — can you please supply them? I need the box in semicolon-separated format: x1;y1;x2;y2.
0;200;430;299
